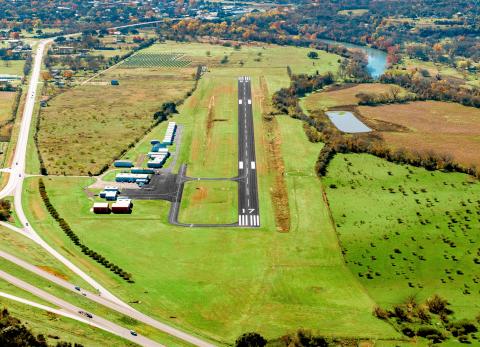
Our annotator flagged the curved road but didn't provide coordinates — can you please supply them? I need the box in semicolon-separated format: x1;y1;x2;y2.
0;36;214;346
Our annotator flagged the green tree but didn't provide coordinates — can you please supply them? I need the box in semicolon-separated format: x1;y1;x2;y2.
307;51;319;59
235;332;267;347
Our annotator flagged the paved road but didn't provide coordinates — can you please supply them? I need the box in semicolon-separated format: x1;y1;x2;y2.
237;77;260;227
0;225;215;347
168;77;261;228
0;38;128;309
0;36;215;346
0;269;163;347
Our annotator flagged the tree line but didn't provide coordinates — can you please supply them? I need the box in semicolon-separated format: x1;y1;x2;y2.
38;179;134;283
379;70;480;108
272;72;480;179
306;110;480;179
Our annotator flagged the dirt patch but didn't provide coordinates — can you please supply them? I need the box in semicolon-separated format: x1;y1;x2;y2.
192;186;208;202
37;265;69;281
204;95;215;163
136;154;145;167
260;76;290;232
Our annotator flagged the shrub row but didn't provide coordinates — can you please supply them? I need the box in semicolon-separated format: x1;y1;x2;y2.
38;179;133;282
308;111;480;178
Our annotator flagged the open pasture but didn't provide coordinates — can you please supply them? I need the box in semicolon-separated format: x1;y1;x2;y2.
37;66;196;175
324;153;480;318
358;101;480;168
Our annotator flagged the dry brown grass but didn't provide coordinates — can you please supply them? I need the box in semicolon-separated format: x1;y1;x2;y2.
37;265;69;280
302;83;406;111
260;76;290;232
358;101;480;167
38;67;196;175
0;92;15;123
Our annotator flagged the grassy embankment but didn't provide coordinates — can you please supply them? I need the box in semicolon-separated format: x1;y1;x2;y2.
0;226;192;346
24;41;407;343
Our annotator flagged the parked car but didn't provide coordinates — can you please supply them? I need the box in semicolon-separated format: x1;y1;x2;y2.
130;330;138;336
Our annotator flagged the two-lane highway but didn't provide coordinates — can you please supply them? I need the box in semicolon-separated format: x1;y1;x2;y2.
237;77;260;227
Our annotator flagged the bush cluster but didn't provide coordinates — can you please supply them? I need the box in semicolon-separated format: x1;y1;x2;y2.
374;295;479;344
38;179;133;282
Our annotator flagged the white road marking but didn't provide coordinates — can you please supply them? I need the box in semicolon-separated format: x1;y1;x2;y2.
238;215;242;226
251;162;256;170
250;215;253;225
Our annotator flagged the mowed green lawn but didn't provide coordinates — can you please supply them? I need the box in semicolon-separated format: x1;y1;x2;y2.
179;180;238;224
324;153;480;318
22;41;402;343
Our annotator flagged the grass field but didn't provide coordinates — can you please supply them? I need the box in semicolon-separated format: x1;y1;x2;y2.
301;83;408;112
0;59;25;76
0;226;192;346
23;40;404;343
357;101;480;168
0;295;135;347
0;91;16;123
37;66;196;175
179;181;237;224
324;153;480;319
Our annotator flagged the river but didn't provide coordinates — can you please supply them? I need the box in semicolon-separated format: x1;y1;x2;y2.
319;39;388;79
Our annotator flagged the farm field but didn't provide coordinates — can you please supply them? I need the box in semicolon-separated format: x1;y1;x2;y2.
357;101;480;168
179;180;237;224
301;83;408;112
122;52;191;68
141;41;340;76
37;66;196;175
324;153;480;320
23;41;403;344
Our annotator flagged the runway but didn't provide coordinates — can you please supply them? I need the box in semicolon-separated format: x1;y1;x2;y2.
237;76;260;227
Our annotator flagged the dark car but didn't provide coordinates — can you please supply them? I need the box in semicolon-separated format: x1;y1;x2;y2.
130;330;138;336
